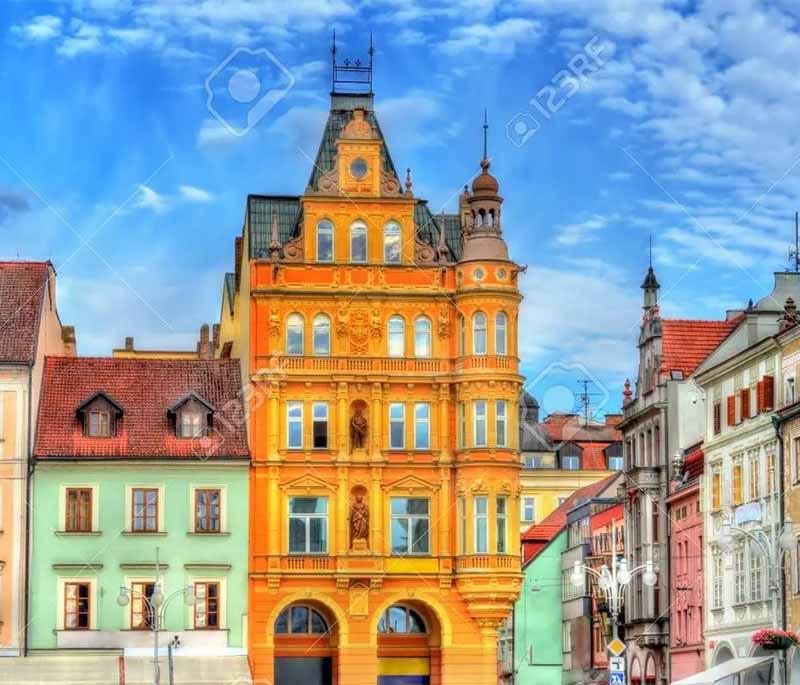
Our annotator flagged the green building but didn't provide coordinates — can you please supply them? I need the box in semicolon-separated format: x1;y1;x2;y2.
29;357;250;668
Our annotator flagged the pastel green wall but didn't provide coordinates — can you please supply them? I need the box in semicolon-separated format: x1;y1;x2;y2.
29;462;249;650
514;531;566;685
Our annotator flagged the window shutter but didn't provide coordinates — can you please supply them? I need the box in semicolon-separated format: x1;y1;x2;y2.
763;375;775;412
726;396;736;426
713;403;721;435
756;380;764;413
740;389;750;420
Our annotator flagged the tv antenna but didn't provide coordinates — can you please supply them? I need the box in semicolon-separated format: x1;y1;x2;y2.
577;380;602;426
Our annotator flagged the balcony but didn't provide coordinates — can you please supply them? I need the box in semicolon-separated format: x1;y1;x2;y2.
256;356;453;375
454;355;518;372
455;554;520;573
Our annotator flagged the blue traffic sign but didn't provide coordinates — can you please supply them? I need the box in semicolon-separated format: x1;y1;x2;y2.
610;672;626;685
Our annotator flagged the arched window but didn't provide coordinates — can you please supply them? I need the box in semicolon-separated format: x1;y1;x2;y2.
458;315;465;356
286;314;304;356
388;316;405;357
384;221;401;264
473;312;487;355
274;605;329;635
312;314;331;356
350;221;367;263
378;605;427;634
414;317;432;358
316;219;333;262
495;312;507;355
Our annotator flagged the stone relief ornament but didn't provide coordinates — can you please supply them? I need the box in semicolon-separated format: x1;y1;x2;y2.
269;310;280;339
349;310;370;354
336;309;349;338
414;239;436;265
370;308;382;339
437;308;450;338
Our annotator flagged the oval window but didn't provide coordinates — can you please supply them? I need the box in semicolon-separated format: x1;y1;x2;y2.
350;158;368;179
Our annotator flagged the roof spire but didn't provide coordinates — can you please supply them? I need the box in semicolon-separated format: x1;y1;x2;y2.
437;213;449;261
269;209;281;261
482;108;489;162
649;233;653;267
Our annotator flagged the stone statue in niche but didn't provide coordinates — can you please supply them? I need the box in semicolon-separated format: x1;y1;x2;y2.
349;494;369;549
350;408;368;449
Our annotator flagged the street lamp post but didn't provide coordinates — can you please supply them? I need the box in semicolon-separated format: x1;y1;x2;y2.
719;514;794;685
117;548;196;685
570;526;658;675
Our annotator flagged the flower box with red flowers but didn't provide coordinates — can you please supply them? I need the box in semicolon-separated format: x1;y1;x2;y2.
752;629;800;651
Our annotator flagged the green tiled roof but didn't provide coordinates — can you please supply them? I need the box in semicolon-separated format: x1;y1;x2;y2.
307;93;400;191
414;202;463;261
247;195;302;259
223;272;235;315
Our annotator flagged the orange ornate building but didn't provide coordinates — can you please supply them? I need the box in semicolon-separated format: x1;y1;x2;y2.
218;52;523;685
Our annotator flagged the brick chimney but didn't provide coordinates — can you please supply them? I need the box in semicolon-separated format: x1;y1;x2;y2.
124;336;135;351
197;324;212;360
212;324;220;353
61;326;77;357
605;414;623;428
234;236;243;291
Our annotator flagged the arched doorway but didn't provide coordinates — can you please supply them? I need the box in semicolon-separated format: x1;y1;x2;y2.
645;655;657;684
631;657;642;685
274;602;336;685
714;645;734;666
377;603;441;684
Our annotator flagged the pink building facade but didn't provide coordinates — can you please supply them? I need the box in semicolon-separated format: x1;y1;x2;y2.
666;446;705;681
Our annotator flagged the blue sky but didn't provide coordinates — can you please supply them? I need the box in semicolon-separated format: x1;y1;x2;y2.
2;0;800;418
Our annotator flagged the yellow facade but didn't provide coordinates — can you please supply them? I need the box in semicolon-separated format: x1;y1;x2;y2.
218;88;523;684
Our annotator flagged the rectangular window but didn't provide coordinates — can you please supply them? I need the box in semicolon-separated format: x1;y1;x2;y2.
608;455;624;470
180;412;203;438
496;497;507;554
474;496;488;554
131;582;155;629
457;402;466;449
561;455;580;470
391;497;430;555
64;582;90;630
65;488;92;532
132;488;158;532
473;400;487;447
458;496;467;555
288;497;328;554
749;456;760;501
734;548;747;604
88;411;110;437
794;438;800;484
195;488;221;533
287;401;303;449
312;402;328;449
713;402;721;435
389;403;405;449
495;400;507;447
522;497;536;523
767;451;775;495
732;462;743;506
414;403;430;449
713;555;723;608
711;471;721;511
750;550;763;602
194;582;220;629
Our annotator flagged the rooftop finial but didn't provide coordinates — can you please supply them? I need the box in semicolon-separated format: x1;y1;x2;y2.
482;108;489;162
331;33;375;95
649;233;653;267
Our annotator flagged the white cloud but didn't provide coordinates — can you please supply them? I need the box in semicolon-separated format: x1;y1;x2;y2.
13;15;63;42
134;185;170;213
610;171;632;181
440;18;542;57
196;118;240;147
179;185;214;203
600;96;647;118
555;213;612;246
56;20;103;58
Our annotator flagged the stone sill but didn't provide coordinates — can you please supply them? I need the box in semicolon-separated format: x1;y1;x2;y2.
121;531;168;537
55;531;102;537
186;532;231;537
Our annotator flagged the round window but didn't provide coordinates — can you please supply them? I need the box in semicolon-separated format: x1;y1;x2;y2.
350;158;369;179
473;268;485;281
497;268;507;280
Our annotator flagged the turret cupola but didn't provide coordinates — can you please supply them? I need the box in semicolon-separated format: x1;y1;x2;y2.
460;112;509;262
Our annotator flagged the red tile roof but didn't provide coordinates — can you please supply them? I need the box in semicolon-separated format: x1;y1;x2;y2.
540;414;622;443
661;318;739;377
580;442;612;470
521;473;621;562
35;357;249;460
0;261;50;363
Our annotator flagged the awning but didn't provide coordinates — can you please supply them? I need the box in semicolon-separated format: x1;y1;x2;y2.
671;657;772;685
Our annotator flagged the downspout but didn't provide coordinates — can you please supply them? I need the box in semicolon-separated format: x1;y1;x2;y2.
23;361;33;656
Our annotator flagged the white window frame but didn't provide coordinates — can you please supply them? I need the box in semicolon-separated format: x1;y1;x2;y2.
288;496;329;555
474;495;488;554
286;314;304;356
383;221;401;264
473;400;487;447
312;314;331;356
312;402;328;450
287;401;303;450
496;496;507;554
413;317;432;358
522;497;536;523
350;220;367;263
473;312;487;356
495;311;507;355
388;316;405;357
413;402;430;450
316;219;334;263
389;403;405;450
496;400;507;447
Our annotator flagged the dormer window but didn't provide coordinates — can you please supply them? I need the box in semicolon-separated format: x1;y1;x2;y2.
76;392;123;439
168;393;214;440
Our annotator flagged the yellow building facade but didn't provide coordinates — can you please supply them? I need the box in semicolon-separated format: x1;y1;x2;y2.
217;78;523;684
